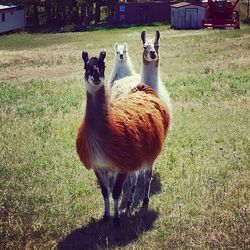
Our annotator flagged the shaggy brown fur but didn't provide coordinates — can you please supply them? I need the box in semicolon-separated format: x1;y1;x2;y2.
76;83;170;174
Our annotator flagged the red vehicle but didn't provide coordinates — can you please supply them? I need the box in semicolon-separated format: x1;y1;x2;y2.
203;0;240;29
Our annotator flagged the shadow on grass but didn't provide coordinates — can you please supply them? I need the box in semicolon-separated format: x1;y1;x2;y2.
57;208;158;249
58;172;161;249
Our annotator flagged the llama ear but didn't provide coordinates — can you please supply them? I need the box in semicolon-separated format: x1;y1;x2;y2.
82;51;89;65
141;30;146;45
155;30;160;44
114;43;118;50
99;50;106;62
124;43;127;50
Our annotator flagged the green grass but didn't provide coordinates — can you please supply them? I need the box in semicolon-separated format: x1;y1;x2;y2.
1;24;250;249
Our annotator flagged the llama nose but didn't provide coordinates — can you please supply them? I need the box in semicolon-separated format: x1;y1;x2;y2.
150;51;156;59
93;72;100;84
120;54;124;60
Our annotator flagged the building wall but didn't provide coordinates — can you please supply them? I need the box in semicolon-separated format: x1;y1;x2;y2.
117;1;170;24
171;5;205;29
171;9;184;29
195;6;206;27
0;8;25;33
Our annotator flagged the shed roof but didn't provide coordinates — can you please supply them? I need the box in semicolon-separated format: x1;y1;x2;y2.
0;4;17;10
0;4;24;12
170;2;191;8
171;1;206;8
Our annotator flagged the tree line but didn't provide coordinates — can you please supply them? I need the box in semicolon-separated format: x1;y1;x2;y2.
2;0;120;29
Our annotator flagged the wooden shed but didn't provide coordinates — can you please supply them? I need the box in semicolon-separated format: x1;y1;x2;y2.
170;2;206;29
0;4;25;34
115;1;171;24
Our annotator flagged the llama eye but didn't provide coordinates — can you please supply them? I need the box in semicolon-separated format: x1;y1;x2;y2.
117;52;119;54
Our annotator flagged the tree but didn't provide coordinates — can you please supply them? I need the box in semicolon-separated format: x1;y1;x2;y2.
45;0;52;25
95;0;101;24
107;0;118;23
1;0;117;30
33;0;39;28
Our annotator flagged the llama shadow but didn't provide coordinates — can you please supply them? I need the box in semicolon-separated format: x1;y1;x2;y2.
58;172;161;249
120;171;162;209
57;208;158;250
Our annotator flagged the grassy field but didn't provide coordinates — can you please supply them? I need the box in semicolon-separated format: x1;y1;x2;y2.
1;24;250;249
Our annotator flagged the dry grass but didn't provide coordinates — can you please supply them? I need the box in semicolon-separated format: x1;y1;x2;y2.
1;24;250;249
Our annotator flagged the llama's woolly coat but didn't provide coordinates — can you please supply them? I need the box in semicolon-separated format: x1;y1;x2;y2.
109;75;140;101
76;84;170;174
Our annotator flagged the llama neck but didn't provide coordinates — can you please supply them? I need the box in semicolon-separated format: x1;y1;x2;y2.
116;63;133;78
114;57;135;79
85;86;109;131
141;60;159;92
126;56;135;75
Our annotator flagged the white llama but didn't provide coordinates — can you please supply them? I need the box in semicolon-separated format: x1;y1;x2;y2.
140;30;172;118
108;43;136;90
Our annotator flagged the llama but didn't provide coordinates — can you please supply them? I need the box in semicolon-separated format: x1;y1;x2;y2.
110;30;172;119
108;43;136;90
140;30;172;118
76;50;171;225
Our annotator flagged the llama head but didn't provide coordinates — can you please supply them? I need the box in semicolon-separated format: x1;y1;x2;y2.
82;50;106;93
141;30;160;63
114;43;128;63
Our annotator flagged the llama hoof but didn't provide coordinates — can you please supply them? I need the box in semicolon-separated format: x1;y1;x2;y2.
102;214;110;222
142;198;149;208
126;201;132;211
113;217;120;227
126;201;133;215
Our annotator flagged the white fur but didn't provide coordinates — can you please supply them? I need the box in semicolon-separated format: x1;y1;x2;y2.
85;130;120;172
141;32;172;120
141;61;172;119
85;76;105;95
109;75;140;102
108;43;136;91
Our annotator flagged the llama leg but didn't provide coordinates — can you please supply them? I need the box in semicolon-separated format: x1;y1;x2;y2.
143;166;153;207
95;169;110;221
112;173;127;225
127;171;139;211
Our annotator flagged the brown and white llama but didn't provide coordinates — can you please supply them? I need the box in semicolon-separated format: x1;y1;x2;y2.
140;30;172;117
76;50;171;225
110;30;172;119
